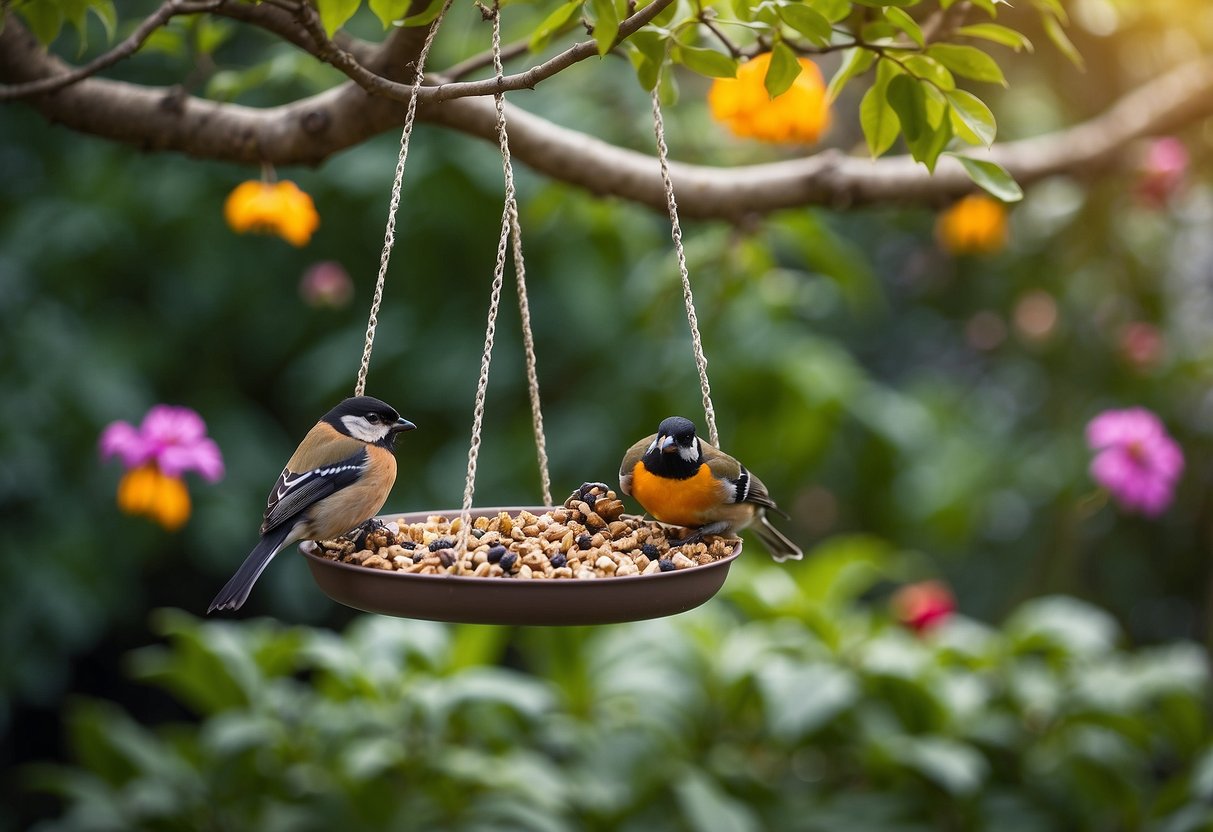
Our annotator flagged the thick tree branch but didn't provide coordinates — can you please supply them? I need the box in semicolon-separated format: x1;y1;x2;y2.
2;16;1210;219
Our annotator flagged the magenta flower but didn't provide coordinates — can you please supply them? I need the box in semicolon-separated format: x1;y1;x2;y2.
1136;137;1189;207
300;260;354;309
100;405;224;481
1086;407;1183;517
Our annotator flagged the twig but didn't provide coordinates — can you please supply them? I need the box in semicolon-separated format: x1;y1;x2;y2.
420;0;675;99
443;37;530;81
0;0;220;100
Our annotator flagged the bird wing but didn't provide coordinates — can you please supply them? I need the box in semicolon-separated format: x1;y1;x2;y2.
702;444;785;516
618;433;657;496
261;447;368;534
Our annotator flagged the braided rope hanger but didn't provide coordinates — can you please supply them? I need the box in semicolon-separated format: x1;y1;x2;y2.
650;89;720;448
354;0;453;398
456;0;553;550
352;0;552;541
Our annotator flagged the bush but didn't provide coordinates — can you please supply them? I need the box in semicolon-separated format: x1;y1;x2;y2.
27;554;1213;832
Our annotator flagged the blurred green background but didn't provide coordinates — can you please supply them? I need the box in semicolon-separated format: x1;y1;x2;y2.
2;0;1212;828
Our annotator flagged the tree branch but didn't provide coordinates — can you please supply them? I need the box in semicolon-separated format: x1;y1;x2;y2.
2;16;1210;219
0;0;220;101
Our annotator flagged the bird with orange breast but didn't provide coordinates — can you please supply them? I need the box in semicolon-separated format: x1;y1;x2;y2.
619;416;802;561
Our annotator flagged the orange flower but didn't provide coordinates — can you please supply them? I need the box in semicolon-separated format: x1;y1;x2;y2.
708;52;831;144
117;464;191;532
224;180;319;246
936;194;1008;255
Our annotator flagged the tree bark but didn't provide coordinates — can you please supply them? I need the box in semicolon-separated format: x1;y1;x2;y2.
2;17;1211;219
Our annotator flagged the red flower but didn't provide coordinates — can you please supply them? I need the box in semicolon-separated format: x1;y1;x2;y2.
891;580;956;633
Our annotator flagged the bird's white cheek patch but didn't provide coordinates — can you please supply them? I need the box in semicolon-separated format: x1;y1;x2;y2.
340;415;391;444
679;443;700;464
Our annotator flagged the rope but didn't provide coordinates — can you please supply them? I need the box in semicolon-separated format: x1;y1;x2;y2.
458;0;553;551
354;0;453;398
650;89;720;448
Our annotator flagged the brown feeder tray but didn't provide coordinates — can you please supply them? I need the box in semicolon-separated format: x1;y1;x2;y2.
301;507;742;626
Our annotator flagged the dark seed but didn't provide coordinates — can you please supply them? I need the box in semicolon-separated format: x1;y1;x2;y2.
401;540;417;550
640;542;660;558
472;528;485;538
486;545;507;563
658;558;676;572
577;533;593;551
429;538;455;552
412;552;425;563
500;552;517;572
550;552;567;569
438;550;455;567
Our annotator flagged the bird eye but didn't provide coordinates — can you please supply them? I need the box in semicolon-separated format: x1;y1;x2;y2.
366;413;380;424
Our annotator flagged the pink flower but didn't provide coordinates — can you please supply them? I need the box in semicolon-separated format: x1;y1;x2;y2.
1118;322;1165;371
1136;137;1189;207
1086;407;1183;516
100;405;224;481
891;580;955;634
300;261;353;309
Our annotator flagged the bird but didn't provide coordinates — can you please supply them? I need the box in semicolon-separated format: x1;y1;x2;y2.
208;396;416;613
618;415;802;562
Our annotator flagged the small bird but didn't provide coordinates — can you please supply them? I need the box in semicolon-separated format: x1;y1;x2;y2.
619;416;802;562
208;396;416;613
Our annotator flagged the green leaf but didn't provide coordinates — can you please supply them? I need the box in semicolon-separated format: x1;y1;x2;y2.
852;0;919;7
626;30;666;91
764;41;803;98
1042;12;1084;69
89;0;118;42
884;6;923;46
317;0;361;36
658;63;679;105
887;737;990;797
778;3;832;46
529;0;583;52
885;73;928;143
369;0;412;28
967;0;1002;16
946;89;996;146
951;155;1023;201
17;4;64;44
399;0;447;27
1006;595;1119;656
826;47;875;102
796;534;896;607
676;773;762;832
926;44;1007;85
957;23;1033;52
911;114;953;172
902;54;954;91
591;0;621;55
677;45;739;79
195;18;234;56
757;659;859;740
809;0;852;23
860;61;901;157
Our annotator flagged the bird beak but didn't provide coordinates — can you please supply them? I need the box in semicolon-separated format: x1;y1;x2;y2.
658;435;676;453
391;418;417;433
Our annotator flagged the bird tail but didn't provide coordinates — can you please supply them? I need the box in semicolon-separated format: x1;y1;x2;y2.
207;524;296;614
751;512;803;562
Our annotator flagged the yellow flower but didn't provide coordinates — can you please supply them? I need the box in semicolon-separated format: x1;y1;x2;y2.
224;180;320;247
117;464;191;532
936;194;1008;255
708;52;831;144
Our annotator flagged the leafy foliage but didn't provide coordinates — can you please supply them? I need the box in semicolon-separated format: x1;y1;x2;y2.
26;564;1213;831
12;0;1087;198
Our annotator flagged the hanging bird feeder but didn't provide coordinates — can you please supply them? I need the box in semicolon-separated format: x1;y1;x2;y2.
301;1;743;624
